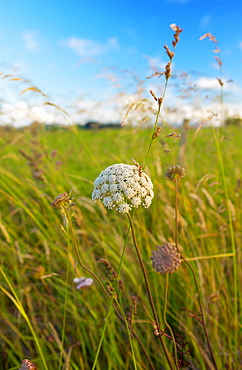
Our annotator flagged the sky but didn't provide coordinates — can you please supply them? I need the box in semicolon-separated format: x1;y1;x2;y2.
0;0;242;126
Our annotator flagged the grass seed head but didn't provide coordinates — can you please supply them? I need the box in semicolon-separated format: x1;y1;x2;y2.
151;243;181;274
165;165;186;182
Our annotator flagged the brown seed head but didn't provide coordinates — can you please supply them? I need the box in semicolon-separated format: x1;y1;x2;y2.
165;165;186;182
165;62;171;80
150;90;158;101
51;192;74;209
19;359;37;370
164;44;175;60
151;243;181;274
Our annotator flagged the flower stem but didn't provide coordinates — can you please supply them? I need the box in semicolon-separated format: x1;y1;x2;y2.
64;206;155;370
164;274;179;369
127;212;175;370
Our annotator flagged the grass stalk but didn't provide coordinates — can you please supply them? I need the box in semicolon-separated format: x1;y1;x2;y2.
164;274;179;368
0;267;49;370
211;125;238;362
174;181;218;370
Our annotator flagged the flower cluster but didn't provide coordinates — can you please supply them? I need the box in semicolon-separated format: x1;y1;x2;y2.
19;359;37;370
151;243;181;274
92;163;154;213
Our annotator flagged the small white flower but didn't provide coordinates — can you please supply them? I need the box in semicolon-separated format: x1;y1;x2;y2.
112;192;124;203
118;203;131;213
103;196;114;209
92;163;154;213
74;277;93;289
131;196;142;207
110;183;119;193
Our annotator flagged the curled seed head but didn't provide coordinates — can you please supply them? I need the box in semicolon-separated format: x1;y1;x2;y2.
51;192;74;209
165;165;186;182
151;243;181;274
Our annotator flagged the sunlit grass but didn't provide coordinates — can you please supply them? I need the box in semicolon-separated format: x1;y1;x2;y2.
0;122;241;369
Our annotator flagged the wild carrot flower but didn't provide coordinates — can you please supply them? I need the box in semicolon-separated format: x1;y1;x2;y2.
92;163;154;213
151;243;181;274
19;359;37;370
165;165;186;182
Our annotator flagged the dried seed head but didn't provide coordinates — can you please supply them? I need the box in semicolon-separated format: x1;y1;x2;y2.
165;165;186;182
165;62;171;80
150;90;158;101
164;44;175;60
151;243;181;274
92;163;154;213
98;259;118;282
19;359;37;370
51;192;74;209
153;126;162;140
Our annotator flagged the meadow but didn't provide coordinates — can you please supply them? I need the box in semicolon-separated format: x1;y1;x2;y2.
0;122;241;370
0;25;242;370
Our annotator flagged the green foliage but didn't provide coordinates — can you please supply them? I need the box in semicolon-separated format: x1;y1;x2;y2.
0;125;241;369
224;116;242;126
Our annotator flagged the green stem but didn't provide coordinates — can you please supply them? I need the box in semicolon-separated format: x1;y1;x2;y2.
127;212;175;370
58;240;71;370
211;126;238;361
164;274;179;369
64;207;155;370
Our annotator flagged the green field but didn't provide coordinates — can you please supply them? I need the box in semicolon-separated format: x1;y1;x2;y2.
0;124;241;369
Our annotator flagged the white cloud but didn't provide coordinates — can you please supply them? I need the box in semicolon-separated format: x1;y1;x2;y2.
196;77;221;90
239;41;242;49
63;37;119;57
23;31;40;51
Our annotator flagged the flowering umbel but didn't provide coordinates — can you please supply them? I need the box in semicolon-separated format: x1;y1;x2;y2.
92;163;154;213
151;243;181;274
165;165;186;182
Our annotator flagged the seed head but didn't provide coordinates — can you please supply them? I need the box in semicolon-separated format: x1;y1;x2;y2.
151;243;181;274
165;165;186;182
51;192;74;209
92;163;154;213
19;359;37;370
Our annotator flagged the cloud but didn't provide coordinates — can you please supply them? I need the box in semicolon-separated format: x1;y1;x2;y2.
62;37;119;57
196;77;221;90
23;31;41;51
239;41;242;49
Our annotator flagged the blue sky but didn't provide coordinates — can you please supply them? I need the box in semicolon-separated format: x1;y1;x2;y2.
0;0;242;126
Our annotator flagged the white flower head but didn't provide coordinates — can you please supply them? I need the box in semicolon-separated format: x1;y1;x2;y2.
92;163;154;213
